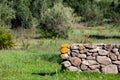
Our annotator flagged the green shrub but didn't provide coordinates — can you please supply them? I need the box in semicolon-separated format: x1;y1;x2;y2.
39;3;74;38
0;28;14;49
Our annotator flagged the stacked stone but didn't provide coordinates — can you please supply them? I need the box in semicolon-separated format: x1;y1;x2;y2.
61;44;120;74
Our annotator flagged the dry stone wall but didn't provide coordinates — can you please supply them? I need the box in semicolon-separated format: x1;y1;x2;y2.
60;44;120;74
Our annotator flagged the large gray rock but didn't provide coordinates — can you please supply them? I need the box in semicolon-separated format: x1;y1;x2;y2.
98;50;109;56
97;56;111;65
69;57;81;66
112;61;120;65
109;53;117;61
102;64;118;74
82;60;98;65
62;61;71;67
67;66;81;71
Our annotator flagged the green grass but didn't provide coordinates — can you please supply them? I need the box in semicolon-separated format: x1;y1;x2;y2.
0;26;120;80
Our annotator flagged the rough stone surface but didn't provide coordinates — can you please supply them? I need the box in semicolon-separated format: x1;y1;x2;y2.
97;56;111;65
60;44;120;74
102;64;118;74
69;57;81;66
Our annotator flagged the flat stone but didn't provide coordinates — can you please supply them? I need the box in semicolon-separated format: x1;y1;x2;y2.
86;52;92;56
77;54;86;59
98;50;109;56
69;57;81;66
97;56;111;65
102;64;118;74
67;66;81;71
113;61;120;65
62;61;71;67
82;60;98;65
80;64;88;71
86;56;95;60
109;53;117;61
89;64;100;70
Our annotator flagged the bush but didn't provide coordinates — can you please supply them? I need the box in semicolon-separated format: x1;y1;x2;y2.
0;28;14;49
39;3;74;38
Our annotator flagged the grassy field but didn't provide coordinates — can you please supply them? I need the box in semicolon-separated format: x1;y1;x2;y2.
0;26;120;80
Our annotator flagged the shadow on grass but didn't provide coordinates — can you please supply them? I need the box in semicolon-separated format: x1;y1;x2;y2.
40;54;62;64
89;35;120;39
32;72;57;76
